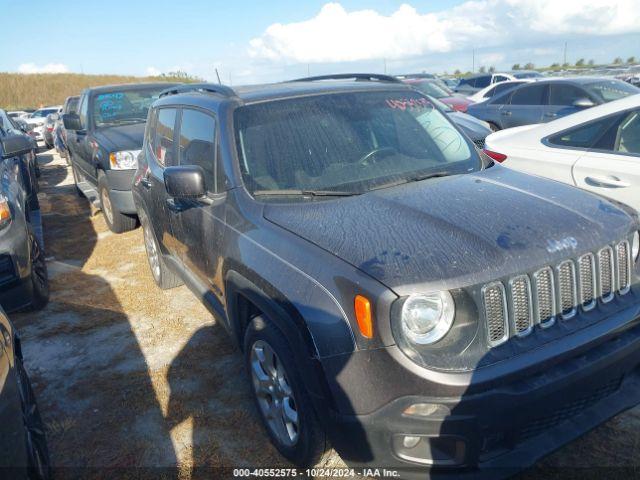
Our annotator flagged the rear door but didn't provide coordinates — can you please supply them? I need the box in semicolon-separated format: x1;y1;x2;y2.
145;107;180;256
573;109;640;210
499;83;547;128
545;83;593;121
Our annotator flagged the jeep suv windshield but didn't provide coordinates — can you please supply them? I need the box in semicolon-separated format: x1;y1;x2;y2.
235;91;479;196
92;87;166;128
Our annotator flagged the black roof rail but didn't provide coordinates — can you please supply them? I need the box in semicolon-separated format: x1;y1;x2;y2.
290;73;401;84
159;83;236;98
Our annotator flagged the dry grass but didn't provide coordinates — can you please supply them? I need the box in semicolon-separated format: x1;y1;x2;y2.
0;72;198;110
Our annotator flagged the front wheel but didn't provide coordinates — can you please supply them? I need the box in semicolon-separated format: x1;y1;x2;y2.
245;315;328;466
98;173;136;233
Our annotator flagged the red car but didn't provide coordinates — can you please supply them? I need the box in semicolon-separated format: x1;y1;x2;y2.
402;78;474;112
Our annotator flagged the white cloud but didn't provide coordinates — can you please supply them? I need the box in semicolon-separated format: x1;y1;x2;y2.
248;1;640;64
18;62;69;74
145;66;161;76
478;53;505;66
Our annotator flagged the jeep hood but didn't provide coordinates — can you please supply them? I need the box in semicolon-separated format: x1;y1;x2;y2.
93;123;145;152
263;167;635;294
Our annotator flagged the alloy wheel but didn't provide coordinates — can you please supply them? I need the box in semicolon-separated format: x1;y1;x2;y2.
101;188;114;225
143;222;161;281
250;340;299;447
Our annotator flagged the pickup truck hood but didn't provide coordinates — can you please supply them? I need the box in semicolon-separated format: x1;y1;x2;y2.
263;166;635;294
93;123;145;152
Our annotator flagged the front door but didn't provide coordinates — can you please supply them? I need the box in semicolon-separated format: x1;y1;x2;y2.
499;83;547;129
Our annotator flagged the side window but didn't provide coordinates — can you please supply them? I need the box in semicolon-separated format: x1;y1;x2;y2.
549;84;589;106
153;108;177;166
547;116;616;149
493;75;509;83
482;85;498;98
509;84;546;105
178;109;217;192
492;81;523;97
614;111;640;155
475;76;491;89
146;108;158;146
79;96;89;129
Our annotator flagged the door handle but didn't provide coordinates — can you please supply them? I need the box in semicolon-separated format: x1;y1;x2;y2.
584;175;630;188
501;111;512;116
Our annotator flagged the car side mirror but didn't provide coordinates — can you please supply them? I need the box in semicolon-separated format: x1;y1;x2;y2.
1;134;33;158
62;113;82;131
164;165;206;199
573;98;595;108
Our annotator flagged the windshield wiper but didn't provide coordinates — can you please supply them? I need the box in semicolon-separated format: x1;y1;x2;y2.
253;189;358;197
369;171;451;192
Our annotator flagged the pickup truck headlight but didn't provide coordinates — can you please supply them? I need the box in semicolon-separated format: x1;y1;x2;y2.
632;231;639;261
399;292;455;345
109;150;140;170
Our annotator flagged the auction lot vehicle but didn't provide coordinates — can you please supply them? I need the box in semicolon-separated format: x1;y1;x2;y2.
0;305;50;479
63;82;178;233
467;77;640;131
484;94;640;211
0;123;48;312
55;95;79;161
25;107;61;145
133;75;640;477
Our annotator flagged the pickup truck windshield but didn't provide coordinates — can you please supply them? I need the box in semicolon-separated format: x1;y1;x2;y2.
235;91;479;196
92;87;165;128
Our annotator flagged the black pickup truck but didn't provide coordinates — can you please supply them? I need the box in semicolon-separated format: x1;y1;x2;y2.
63;82;178;232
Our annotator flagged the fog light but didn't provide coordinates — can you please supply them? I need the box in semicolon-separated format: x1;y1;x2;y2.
393;435;466;466
403;436;421;449
403;403;450;418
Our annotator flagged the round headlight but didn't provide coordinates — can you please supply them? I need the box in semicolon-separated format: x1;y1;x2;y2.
632;231;639;261
400;292;455;345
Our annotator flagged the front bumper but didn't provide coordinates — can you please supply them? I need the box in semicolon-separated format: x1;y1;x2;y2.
322;309;640;478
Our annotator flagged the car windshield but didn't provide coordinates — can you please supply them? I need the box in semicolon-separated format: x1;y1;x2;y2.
92;87;166;127
409;81;451;99
585;80;640;103
235;91;479;197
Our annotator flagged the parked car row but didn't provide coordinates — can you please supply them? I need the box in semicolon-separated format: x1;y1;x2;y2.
0;110;51;479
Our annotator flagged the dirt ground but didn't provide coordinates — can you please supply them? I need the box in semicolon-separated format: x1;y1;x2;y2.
11;150;640;479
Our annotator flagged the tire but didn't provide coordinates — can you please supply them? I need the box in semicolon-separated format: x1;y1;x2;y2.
139;209;182;289
27;233;49;311
245;315;328;467
98;172;136;233
70;163;83;197
16;358;51;480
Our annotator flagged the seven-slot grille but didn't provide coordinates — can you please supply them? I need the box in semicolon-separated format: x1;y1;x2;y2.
482;240;633;346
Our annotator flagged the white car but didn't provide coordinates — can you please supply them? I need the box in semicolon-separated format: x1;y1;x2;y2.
25;106;62;142
484;93;640;210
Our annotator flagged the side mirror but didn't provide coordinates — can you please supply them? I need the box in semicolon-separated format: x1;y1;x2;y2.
573;98;595;108
164;165;206;199
62;113;82;131
1;134;33;158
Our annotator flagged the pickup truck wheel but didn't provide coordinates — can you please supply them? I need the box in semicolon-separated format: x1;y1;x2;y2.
70;163;83;197
139;210;182;289
98;173;136;233
245;315;328;466
28;233;49;311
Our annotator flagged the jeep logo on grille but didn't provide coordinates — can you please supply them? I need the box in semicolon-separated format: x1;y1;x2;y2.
546;237;578;254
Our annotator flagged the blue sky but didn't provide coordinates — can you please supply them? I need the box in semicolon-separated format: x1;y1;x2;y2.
2;0;639;83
